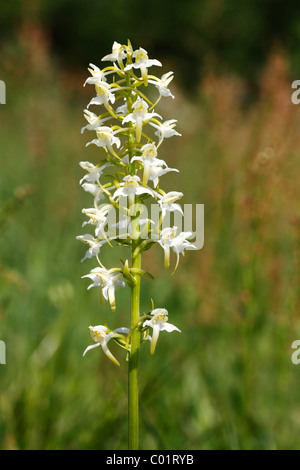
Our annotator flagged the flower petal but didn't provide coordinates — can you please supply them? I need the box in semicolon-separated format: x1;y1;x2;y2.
82;343;101;357
150;324;160;355
161;323;181;333
102;342;120;366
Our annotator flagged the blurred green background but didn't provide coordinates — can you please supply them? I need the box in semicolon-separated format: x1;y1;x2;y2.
1;0;300;450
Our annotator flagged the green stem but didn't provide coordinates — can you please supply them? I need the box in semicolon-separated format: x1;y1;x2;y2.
126;72;141;450
128;245;141;450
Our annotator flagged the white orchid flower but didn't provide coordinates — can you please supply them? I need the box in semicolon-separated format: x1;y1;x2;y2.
157;191;183;218
101;41;127;63
76;234;107;262
124;47;162;84
83;325;128;366
79;160;111;185
87;80;116;108
112;175;155;206
86;126;121;152
81;110;112;134
170;230;197;258
149;119;181;145
158;227;196;270
82;267;125;311
77;42;195;374
143;308;181;354
81;182;99;195
131;143;170;186
81;205;112;238
148;163;179;188
83;63;108;87
122;98;161;143
130;143;179;188
148;71;175;98
158;227;177;270
132;142;158;160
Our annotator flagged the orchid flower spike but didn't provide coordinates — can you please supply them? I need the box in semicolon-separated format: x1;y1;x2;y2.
86;126;121;152
77;41;196;376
